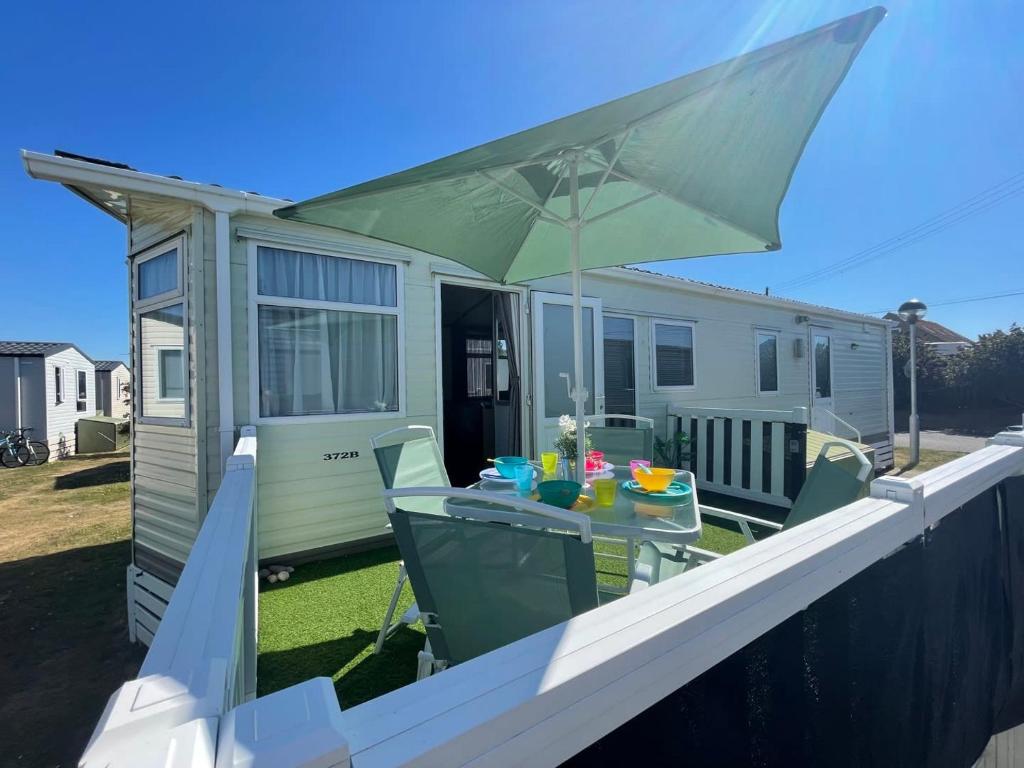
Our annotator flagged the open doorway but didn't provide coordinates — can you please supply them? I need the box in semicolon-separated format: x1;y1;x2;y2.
440;283;522;486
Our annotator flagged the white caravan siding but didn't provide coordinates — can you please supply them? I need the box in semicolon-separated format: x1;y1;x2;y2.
129;207;203;581
43;347;95;456
96;365;131;419
529;270;892;448
210;217;893;560
226;215;437;559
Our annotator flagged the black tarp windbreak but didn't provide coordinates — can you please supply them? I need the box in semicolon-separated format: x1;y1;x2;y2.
567;477;1024;767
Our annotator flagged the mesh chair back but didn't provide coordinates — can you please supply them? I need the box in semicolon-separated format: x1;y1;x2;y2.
588;425;654;466
373;435;450;516
389;507;599;665
783;453;870;530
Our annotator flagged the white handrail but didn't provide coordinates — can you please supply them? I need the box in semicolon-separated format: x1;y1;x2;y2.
79;431;1024;767
810;406;862;442
669;405;809;424
80;427;259;767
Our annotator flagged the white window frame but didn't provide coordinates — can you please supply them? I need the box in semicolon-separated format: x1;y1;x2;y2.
54;365;64;404
132;235;190;427
602;313;640;417
155;347;186;402
134;239;185;308
810;328;835;402
754;328;780;397
76;368;88;411
246;238;407;425
650;318;697;392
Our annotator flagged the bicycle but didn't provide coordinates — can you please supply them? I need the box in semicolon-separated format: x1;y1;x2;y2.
0;427;50;467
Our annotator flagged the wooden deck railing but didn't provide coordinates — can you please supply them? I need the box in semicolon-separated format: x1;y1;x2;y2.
79;427;1024;767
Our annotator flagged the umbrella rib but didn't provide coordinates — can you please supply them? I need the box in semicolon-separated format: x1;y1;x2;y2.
476;170;569;226
590;163;774;248
579;128;634;221
582;191;658;226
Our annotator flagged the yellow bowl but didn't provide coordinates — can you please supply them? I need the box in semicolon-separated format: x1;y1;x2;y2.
634;467;676;493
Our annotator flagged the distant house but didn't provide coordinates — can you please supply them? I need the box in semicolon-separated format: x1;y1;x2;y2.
884;313;974;357
0;341;96;458
95;360;130;419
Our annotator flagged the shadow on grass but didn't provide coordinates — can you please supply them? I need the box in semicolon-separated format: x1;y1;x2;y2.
54;460;130;490
258;544;425;708
0;539;144;767
259;626;423;709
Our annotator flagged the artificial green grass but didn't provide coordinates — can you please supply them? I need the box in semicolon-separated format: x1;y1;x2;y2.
258;521;749;707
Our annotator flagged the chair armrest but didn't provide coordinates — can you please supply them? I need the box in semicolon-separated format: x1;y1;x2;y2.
699;504;784;543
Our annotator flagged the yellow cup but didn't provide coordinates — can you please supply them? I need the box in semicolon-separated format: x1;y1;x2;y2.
541;451;559;475
594;478;617;507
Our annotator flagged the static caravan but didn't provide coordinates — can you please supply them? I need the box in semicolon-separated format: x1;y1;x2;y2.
23;150;895;594
95;360;130;419
0;340;96;458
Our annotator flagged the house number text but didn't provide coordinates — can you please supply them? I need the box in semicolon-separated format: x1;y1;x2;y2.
323;451;360;462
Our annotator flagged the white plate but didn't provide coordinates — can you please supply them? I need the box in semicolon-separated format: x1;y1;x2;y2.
479;466;538;481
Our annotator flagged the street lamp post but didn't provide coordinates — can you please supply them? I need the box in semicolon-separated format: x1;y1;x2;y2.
898;298;928;467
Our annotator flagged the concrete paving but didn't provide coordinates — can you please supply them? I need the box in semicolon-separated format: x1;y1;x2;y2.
894;431;987;453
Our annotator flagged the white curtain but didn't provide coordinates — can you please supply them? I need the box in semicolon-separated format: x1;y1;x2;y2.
257;246;397;306
138;248;178;299
257;306;398;417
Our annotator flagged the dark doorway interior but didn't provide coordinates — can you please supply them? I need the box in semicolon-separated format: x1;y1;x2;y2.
440;284;519;486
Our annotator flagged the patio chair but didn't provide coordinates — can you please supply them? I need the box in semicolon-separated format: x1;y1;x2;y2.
637;439;873;586
586;414;655;467
382;487;618;679
370;425;450;654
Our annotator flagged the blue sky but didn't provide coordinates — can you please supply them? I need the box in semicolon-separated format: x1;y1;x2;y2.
1;0;1020;361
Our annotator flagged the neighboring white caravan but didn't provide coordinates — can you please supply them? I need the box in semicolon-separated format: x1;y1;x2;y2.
23;150;895;590
0;340;96;458
95;360;130;419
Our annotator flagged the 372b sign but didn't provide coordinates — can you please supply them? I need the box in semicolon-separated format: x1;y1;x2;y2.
323;451;360;462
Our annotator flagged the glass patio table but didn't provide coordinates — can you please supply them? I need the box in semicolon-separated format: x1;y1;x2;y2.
455;465;703;581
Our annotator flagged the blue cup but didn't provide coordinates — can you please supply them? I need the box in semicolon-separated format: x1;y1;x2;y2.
512;463;534;493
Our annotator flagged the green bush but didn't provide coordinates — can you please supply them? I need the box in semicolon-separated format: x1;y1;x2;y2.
894;323;1024;412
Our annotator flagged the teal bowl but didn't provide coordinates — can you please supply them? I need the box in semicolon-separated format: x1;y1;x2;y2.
537;480;582;509
494;456;529;479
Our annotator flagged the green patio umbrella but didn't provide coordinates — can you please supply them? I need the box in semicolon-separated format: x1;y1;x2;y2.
277;7;885;483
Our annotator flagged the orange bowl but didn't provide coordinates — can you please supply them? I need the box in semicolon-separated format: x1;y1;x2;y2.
634;467;676;493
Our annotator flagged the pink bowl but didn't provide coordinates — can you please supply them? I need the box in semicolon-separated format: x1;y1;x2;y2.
630;459;652;481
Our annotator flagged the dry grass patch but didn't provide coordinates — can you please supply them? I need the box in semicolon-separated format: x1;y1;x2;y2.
888;447;968;478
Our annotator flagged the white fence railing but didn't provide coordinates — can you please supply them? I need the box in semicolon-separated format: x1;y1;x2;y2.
80;427;259;767
80;428;1024;767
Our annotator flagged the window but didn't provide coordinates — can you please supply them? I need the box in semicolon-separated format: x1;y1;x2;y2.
756;330;779;394
139;305;186;419
652;320;695;389
813;334;832;399
138;248;179;301
604;316;636;417
542;304;595;417
157;349;185;400
54;366;64;404
76;370;88;412
134;236;188;425
253;245;402;419
466;338;493;398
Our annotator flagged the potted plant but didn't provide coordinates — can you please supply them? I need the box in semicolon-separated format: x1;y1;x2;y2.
654;430;691;468
554;414;593;464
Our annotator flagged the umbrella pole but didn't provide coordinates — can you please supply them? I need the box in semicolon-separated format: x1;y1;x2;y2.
568;156;587;486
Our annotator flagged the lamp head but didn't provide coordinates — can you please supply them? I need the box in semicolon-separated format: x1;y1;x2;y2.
898;298;928;324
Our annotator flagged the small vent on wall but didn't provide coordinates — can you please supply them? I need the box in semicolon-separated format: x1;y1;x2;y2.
793;338;805;358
